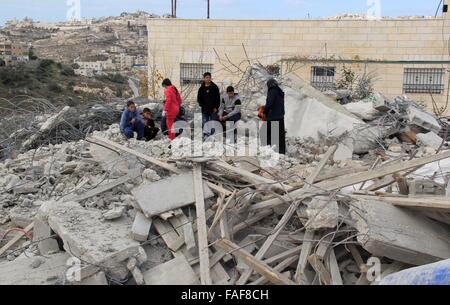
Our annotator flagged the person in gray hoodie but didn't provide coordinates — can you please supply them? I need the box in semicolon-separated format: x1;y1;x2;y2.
219;86;242;142
219;86;242;124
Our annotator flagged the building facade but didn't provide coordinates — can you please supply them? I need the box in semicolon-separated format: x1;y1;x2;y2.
147;5;450;113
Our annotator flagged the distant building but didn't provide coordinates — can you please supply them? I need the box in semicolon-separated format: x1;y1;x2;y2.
74;58;116;76
148;4;450;111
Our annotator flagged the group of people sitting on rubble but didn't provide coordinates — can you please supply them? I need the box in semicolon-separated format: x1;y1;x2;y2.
119;71;286;154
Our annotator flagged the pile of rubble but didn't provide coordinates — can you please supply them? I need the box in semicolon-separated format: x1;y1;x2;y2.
0;70;449;285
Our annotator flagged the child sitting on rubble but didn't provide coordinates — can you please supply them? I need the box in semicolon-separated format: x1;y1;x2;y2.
140;108;160;142
120;100;145;141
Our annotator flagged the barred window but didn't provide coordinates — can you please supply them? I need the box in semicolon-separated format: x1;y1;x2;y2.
180;63;213;85
403;68;445;94
311;66;336;91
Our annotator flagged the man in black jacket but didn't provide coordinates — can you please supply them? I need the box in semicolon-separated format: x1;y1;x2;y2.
263;78;286;154
197;72;220;136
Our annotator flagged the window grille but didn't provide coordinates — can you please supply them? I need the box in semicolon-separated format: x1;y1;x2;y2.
180;63;213;86
403;68;445;94
311;66;336;91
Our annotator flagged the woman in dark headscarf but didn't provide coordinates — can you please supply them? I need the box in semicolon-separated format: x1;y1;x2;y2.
263;78;286;154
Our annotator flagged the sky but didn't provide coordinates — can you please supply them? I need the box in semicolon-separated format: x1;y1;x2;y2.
0;0;446;26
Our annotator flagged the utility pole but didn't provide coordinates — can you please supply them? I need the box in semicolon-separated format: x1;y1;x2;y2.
174;0;177;18
171;0;174;17
207;0;210;19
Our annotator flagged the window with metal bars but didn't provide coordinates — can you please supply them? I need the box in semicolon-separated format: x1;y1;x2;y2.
403;68;445;94
180;63;213;86
311;66;336;91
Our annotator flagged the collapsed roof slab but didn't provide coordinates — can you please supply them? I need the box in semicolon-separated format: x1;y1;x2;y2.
0;252;70;285
350;199;450;266
132;172;214;218
278;74;363;142
42;201;141;281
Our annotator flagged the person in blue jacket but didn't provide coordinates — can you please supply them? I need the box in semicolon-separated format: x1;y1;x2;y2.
120;100;145;140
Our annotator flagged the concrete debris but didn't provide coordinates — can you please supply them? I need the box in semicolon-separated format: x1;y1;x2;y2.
416;132;443;150
132;173;214;218
0;252;70;285
0;64;449;286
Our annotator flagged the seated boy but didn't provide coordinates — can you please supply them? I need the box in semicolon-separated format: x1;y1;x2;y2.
141;108;160;141
120;100;144;140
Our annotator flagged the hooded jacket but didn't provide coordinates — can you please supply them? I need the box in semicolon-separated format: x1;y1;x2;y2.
120;108;144;132
197;82;221;115
164;85;182;118
264;84;285;121
219;93;241;118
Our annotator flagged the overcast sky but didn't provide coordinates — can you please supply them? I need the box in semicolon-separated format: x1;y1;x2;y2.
0;0;446;25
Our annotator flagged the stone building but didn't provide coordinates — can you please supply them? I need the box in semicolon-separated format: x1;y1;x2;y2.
147;2;450;112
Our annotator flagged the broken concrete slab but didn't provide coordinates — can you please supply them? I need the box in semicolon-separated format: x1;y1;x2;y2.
132;173;214;218
344;100;381;121
33;218;60;255
256;73;362;141
408;106;441;134
75;271;108;285
42;201;141;281
0;252;70;285
416;132;443;149
143;256;200;285
9;205;36;228
350;199;450;266
305;196;339;230
131;211;152;242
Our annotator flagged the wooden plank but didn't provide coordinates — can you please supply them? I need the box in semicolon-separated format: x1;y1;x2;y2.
231;209;274;235
236;201;300;285
153;218;184;252
208;191;236;237
238;146;336;285
249;256;298;285
394;173;409;195
314;166;370;183
215;238;296;285
0;222;34;257
212;160;293;191
294;230;315;284
192;163;212;285
308;254;332;285
264;246;302;265
88;135;231;196
66;169;141;202
348;244;367;273
353;195;450;212
327;249;343;285
250;150;450;211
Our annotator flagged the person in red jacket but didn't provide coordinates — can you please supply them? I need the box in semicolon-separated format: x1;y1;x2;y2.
162;78;182;140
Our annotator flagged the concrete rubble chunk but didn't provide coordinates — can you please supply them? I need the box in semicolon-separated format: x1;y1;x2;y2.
343;100;381;121
408;106;441;134
33;218;60;255
42;201;141;281
350;199;450;266
0;252;70;285
305;196;339;230
103;206;125;220
143;256;200;285
416;132;444;149
132;173;214;218
131;211;152;241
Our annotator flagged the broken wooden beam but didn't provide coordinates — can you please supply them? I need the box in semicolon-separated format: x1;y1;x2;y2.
215;238;296;285
192;163;212;285
250;149;450;211
0;222;34;257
